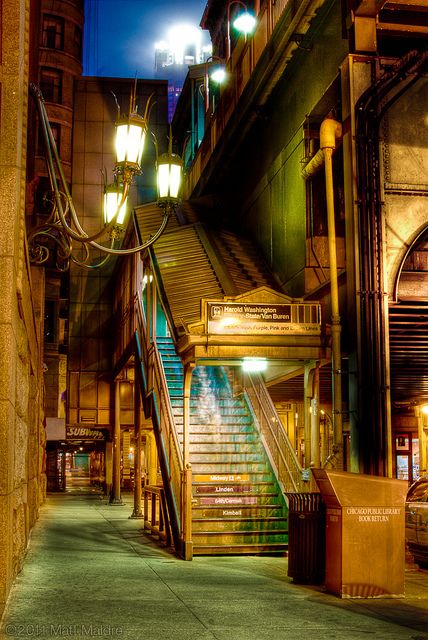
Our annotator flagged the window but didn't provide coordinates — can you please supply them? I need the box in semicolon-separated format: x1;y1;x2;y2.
73;25;83;60
395;433;419;482
40;68;62;104
42;15;64;50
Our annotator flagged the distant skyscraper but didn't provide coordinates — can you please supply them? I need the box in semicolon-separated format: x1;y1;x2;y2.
154;25;212;121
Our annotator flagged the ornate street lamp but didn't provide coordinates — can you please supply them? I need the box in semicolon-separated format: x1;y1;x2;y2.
29;82;182;271
114;90;148;176
204;56;227;113
156;135;183;204
226;1;257;60
103;182;128;227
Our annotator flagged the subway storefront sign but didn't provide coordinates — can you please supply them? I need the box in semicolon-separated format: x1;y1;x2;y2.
207;302;321;336
66;426;106;441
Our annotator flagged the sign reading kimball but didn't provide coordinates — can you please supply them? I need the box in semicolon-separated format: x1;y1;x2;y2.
207;302;320;336
66;426;105;441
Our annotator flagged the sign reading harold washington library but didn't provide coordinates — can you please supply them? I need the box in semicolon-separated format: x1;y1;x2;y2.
207;301;321;336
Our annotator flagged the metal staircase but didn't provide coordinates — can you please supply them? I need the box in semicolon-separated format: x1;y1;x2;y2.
157;337;288;555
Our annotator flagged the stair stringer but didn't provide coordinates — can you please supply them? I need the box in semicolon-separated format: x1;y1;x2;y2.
135;330;185;557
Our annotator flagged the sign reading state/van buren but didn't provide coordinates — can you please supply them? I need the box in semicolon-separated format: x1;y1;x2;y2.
207;301;321;336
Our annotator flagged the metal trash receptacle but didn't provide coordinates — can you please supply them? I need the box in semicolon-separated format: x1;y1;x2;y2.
286;492;326;584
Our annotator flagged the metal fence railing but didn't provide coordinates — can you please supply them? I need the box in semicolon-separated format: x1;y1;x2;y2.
243;373;317;493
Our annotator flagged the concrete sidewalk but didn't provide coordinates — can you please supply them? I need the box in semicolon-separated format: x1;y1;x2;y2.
1;490;428;640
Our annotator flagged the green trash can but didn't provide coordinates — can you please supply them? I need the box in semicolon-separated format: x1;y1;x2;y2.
286;492;326;584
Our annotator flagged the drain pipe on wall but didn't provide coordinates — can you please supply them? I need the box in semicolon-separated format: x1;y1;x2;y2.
302;117;343;466
321;117;343;465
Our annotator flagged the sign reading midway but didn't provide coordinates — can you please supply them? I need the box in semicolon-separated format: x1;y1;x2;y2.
207;301;321;336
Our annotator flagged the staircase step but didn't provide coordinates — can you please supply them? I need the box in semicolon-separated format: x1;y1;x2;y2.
191;439;264;462
193;483;277;495
192;494;283;507
191;462;271;474
175;417;255;427
187;433;260;444
189;452;266;463
175;428;256;438
191;517;287;532
193;471;276;483
192;530;288;546
193;542;287;555
163;372;183;380
188;443;264;454
175;419;255;428
170;398;247;407
187;413;251;422
192;505;286;518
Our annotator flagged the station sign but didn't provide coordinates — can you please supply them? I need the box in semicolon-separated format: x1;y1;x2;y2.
198;496;258;506
194;474;250;483
206;301;321;336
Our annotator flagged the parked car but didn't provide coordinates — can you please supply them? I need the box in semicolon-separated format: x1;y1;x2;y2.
405;476;428;567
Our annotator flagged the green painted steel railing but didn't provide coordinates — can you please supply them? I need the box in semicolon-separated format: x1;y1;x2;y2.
135;295;187;556
243;373;317;493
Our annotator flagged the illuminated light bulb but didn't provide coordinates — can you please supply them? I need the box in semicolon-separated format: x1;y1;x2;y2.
233;11;256;35
210;67;226;83
242;357;267;372
104;185;128;226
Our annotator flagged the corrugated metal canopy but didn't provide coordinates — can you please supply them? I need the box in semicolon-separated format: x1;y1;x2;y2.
148;221;279;334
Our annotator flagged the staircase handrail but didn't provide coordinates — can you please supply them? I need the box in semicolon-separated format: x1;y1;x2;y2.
135;295;184;464
243;373;315;493
134;296;185;548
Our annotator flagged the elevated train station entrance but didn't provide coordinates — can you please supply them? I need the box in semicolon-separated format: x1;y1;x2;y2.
108;216;334;559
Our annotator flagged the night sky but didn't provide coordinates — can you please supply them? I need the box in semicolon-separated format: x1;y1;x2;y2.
84;0;210;79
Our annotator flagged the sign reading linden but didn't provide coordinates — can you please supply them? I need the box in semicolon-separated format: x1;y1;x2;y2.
207;301;321;336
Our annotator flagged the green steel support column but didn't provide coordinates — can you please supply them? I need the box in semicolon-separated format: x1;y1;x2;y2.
131;370;143;518
182;362;195;560
310;363;321;468
304;363;315;470
110;379;124;505
147;432;158;486
105;442;113;496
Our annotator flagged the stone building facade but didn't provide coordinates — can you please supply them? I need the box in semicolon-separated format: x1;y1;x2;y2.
0;0;84;610
0;0;46;609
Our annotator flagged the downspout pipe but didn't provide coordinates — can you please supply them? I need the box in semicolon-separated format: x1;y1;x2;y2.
301;148;325;181
302;119;343;462
320;117;343;464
